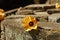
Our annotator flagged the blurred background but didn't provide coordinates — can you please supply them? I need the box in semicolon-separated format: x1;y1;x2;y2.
0;0;48;11
0;0;60;11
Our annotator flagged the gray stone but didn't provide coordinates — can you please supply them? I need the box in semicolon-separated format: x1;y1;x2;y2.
16;9;35;15
1;15;60;40
24;4;55;11
48;13;60;23
47;9;60;14
1;17;47;40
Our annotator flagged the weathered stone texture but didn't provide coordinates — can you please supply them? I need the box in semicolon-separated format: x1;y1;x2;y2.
1;16;60;40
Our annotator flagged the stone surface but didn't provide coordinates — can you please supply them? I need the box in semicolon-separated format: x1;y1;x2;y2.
47;9;60;14
16;9;35;15
1;17;47;40
48;13;60;23
24;4;55;11
1;15;60;40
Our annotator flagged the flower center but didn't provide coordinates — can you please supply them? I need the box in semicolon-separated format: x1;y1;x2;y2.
29;21;34;26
